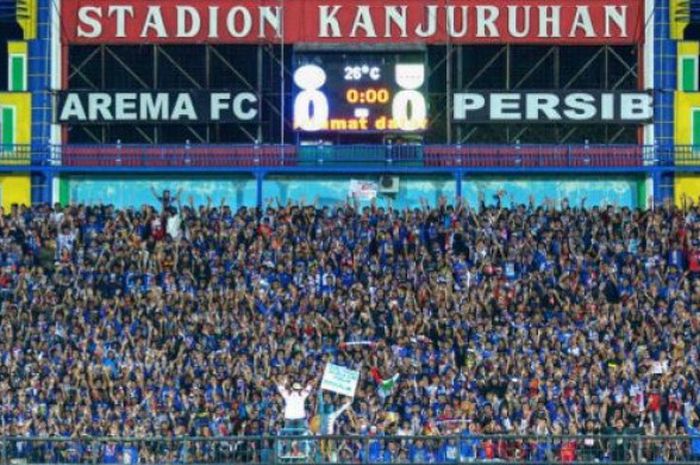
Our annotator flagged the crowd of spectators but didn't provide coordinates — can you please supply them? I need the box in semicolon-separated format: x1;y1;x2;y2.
0;190;699;463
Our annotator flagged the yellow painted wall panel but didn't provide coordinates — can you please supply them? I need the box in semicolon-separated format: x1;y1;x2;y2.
0;175;30;210
7;42;27;56
16;0;37;40
0;93;31;144
6;42;28;92
675;175;700;206
674;93;700;145
0;92;31;165
677;43;700;92
671;0;688;40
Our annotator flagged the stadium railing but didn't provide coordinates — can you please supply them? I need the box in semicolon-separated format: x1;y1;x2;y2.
55;144;656;168
0;434;698;465
1;143;699;169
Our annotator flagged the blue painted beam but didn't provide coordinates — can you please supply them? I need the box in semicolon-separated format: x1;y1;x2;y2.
17;165;686;175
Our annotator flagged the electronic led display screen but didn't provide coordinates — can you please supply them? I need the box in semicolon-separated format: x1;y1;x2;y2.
292;52;428;133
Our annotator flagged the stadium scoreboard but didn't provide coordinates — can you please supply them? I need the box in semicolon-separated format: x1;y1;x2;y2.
293;52;427;133
58;0;651;144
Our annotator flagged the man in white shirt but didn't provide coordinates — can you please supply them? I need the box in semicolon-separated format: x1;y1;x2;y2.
166;207;182;240
318;391;353;462
277;378;314;430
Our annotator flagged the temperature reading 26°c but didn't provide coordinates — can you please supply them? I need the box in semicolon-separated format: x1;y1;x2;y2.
344;65;381;81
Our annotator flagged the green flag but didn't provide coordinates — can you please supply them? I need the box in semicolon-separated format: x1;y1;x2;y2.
379;374;399;396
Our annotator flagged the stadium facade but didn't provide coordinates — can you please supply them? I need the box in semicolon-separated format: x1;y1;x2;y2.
0;0;697;209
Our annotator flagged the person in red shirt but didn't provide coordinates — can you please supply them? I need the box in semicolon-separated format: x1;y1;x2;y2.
647;380;662;425
688;246;700;276
560;424;578;463
149;209;165;241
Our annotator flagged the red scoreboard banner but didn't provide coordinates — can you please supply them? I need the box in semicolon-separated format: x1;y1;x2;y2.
61;0;644;45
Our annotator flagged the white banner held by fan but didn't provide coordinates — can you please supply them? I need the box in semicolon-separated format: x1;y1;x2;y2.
349;179;378;201
321;363;360;397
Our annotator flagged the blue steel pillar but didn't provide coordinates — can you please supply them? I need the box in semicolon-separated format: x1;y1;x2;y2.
455;170;463;199
31;171;52;204
654;0;676;204
28;0;52;204
652;170;675;207
256;171;266;209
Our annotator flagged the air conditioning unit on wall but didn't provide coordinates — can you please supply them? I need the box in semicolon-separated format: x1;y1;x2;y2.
379;176;399;194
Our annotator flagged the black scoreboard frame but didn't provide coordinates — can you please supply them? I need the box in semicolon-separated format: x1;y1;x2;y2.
64;43;640;145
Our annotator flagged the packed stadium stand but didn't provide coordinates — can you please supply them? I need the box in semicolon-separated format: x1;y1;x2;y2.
1;0;700;463
1;198;700;463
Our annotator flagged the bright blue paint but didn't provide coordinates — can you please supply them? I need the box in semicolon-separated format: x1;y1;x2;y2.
654;0;676;148
31;171;52;204
28;0;52;150
653;0;677;204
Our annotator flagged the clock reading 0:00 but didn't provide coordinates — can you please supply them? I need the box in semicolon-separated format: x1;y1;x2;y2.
346;88;390;104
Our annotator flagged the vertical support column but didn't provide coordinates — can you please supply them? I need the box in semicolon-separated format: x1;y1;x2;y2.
654;0;676;147
279;0;285;152
456;45;463;143
256;170;266;209
40;170;52;204
100;45;106;143
653;0;677;203
153;45;159;143
553;46;560;142
257;44;264;143
28;0;52;205
643;0;655;147
30;170;52;204
455;170;463;199
652;170;674;206
505;44;511;142
205;45;211;143
28;0;50;148
445;17;452;145
50;0;64;161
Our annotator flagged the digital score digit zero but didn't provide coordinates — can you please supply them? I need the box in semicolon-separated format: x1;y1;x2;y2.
293;53;428;133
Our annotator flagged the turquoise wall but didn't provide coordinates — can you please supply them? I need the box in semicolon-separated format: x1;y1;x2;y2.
64;175;643;209
463;176;642;208
67;176;257;209
264;175;456;210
